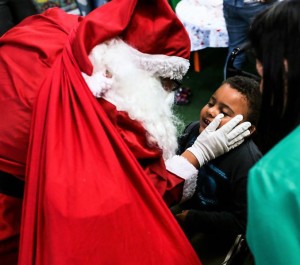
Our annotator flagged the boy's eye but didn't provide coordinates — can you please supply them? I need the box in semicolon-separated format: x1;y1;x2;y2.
221;109;233;117
207;102;214;107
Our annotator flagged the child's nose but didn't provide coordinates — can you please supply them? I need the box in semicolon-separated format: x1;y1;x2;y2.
207;107;219;117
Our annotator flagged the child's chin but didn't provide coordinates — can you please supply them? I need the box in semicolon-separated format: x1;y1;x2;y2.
199;124;205;133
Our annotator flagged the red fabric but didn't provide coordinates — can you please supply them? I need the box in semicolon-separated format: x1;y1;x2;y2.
0;9;81;264
0;8;81;178
99;99;185;206
18;27;200;265
72;0;191;75
0;4;200;265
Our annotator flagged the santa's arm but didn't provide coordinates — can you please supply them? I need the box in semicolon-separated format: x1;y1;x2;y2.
165;155;198;203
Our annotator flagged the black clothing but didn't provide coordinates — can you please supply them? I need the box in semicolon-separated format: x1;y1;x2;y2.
176;121;262;237
0;0;37;36
0;171;24;198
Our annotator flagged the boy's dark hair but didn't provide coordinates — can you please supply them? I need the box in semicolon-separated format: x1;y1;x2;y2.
222;75;261;126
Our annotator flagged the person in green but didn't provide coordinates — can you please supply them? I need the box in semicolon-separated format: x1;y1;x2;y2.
246;1;300;265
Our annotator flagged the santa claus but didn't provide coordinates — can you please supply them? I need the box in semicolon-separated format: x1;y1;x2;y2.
0;0;250;264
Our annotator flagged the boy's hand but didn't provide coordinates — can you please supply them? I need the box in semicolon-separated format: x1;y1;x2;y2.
187;114;251;167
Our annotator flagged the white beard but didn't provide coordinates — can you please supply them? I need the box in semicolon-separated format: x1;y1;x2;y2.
85;39;183;160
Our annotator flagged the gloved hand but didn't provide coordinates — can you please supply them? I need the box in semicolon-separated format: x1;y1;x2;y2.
187;114;251;167
82;71;113;98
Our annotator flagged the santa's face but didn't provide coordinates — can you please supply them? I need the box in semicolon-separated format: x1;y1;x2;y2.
160;78;182;92
85;39;183;160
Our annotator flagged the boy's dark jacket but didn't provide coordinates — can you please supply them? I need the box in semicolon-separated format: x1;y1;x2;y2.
177;121;262;237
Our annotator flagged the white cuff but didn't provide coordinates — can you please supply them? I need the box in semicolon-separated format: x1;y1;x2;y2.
165;155;198;202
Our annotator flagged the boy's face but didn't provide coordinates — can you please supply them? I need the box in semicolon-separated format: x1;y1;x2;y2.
199;83;249;133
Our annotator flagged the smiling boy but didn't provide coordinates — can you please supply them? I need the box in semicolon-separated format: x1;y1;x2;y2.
174;75;262;261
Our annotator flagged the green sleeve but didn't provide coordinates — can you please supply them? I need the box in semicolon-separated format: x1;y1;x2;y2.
247;127;300;265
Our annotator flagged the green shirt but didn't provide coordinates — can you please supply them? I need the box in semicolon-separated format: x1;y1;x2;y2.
247;126;300;265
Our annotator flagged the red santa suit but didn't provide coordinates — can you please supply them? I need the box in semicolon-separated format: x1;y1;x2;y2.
0;0;201;264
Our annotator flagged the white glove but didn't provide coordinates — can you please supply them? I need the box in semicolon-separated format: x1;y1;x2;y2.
82;71;113;98
187;114;251;167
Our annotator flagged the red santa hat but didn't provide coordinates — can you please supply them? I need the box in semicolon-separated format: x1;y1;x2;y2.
72;0;191;79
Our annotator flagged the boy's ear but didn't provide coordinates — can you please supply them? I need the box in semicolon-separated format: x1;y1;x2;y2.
256;60;263;77
248;125;256;136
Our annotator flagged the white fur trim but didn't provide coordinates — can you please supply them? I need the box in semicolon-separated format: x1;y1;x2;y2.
123;38;190;80
165;155;198;202
133;53;190;80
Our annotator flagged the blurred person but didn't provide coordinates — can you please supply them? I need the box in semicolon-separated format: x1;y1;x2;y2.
91;0;109;7
246;1;300;264
0;0;37;36
223;0;278;76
